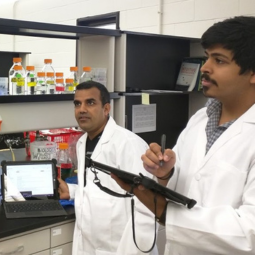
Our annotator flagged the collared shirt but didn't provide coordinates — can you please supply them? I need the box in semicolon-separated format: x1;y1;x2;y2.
205;99;236;154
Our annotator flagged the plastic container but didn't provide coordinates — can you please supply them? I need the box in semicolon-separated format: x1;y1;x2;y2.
8;57;25;95
65;78;74;93
69;66;79;89
46;72;56;94
80;66;92;83
30;140;57;161
25;66;36;95
57;142;72;180
35;72;47;94
55;78;65;94
11;65;25;95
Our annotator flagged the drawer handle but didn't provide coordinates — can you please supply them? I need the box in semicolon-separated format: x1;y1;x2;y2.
0;246;24;255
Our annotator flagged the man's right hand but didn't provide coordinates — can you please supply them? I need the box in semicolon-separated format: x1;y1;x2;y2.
58;178;70;200
141;142;176;181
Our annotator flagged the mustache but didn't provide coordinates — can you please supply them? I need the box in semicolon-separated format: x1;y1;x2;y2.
201;73;217;85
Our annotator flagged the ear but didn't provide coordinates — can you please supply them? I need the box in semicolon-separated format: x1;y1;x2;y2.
103;103;111;117
250;72;255;84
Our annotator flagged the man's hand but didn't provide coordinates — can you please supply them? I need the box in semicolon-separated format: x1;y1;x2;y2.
111;174;167;219
58;178;70;200
141;142;176;182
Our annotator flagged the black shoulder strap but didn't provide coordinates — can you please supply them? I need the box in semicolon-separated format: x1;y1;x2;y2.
92;168;133;198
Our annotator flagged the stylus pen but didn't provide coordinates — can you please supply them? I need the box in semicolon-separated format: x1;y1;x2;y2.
160;134;166;167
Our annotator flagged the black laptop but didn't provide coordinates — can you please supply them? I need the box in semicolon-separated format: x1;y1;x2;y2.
1;159;67;219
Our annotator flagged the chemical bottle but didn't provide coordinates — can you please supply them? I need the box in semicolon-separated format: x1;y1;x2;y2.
57;142;72;180
55;73;64;93
42;59;55;78
35;72;47;94
55;78;65;94
8;57;25;95
56;72;64;79
46;72;56;94
25;66;36;95
69;66;79;89
11;65;26;95
65;78;74;93
80;66;92;83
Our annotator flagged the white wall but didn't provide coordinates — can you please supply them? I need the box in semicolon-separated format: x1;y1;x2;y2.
1;0;255;75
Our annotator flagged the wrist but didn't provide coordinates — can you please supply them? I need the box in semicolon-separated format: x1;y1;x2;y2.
156;168;175;180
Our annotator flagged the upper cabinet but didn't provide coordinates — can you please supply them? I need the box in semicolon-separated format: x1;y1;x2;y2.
0;18;121;134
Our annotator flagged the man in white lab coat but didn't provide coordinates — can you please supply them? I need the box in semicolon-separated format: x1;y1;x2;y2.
112;16;255;254
58;81;158;255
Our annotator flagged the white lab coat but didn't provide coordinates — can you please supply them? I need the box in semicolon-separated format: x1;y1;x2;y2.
164;105;255;255
68;117;158;255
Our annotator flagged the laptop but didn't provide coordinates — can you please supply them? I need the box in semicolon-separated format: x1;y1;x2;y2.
1;159;67;219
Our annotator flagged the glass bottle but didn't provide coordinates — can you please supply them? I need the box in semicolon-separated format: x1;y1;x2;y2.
65;78;74;93
57;142;72;180
42;59;55;78
80;66;92;83
35;72;47;94
11;65;25;95
55;78;65;94
25;66;36;95
8;57;25;95
46;72;56;94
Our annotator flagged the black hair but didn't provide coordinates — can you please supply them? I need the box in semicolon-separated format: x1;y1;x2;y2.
76;80;110;105
201;16;255;74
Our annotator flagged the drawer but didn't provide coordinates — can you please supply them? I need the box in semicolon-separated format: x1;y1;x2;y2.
51;221;75;247
51;242;72;255
0;229;50;255
33;250;51;255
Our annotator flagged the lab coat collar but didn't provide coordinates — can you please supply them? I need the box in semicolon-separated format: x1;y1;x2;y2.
77;116;116;160
200;103;255;168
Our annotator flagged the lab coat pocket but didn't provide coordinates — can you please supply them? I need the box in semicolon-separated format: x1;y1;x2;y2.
203;160;247;207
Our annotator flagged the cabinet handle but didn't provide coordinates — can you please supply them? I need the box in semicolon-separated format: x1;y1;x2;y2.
0;245;24;255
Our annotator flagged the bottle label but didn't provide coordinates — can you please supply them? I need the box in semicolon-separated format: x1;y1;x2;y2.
56;86;64;91
47;81;55;85
68;86;74;91
28;82;36;87
17;78;25;86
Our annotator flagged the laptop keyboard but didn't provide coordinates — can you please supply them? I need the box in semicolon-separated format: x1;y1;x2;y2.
5;201;63;213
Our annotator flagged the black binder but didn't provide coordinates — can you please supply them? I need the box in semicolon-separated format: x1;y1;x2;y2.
86;157;196;209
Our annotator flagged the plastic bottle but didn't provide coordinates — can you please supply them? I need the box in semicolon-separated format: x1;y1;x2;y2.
80;66;92;83
65;78;74;93
56;142;72;180
25;66;36;95
46;72;56;94
11;65;26;95
8;57;25;95
42;59;55;79
35;72;47;94
55;78;65;94
69;67;79;89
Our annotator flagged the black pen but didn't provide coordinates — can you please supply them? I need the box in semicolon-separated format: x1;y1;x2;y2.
160;134;166;167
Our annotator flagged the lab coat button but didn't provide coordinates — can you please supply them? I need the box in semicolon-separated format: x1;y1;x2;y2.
195;173;201;181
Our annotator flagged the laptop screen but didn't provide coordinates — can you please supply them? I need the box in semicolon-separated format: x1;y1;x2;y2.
1;160;57;202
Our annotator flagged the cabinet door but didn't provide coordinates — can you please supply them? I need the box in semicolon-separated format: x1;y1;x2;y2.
0;229;50;254
51;221;75;247
51;242;72;255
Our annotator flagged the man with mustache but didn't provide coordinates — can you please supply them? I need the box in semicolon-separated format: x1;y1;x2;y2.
58;81;158;255
112;16;255;255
